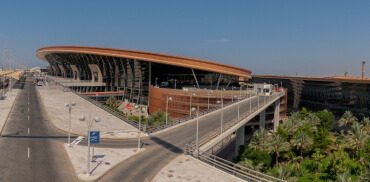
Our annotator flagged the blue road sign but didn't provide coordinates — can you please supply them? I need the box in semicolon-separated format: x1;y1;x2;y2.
89;131;100;144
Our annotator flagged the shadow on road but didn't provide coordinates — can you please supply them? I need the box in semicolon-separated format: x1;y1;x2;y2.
150;136;183;154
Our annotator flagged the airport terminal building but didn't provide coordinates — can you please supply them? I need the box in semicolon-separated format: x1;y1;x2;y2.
37;46;283;119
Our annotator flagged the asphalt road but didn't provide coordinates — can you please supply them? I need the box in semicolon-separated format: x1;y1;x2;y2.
0;77;77;182
98;91;271;181
0;75;277;182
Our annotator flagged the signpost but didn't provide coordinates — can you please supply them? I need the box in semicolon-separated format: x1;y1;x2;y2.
126;104;131;110
90;131;100;160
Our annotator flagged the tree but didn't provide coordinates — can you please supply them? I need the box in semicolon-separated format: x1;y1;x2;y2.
347;122;369;154
237;158;264;172
312;150;325;182
336;172;352;182
288;151;302;173
291;130;314;163
248;128;269;151
266;135;290;167
106;96;117;107
282;112;305;138
339;110;358;133
268;165;293;181
361;117;370;133
275;125;289;140
330;149;351;175
335;130;346;149
315;109;335;132
305;113;321;132
357;164;370;182
300;107;310;119
239;148;272;171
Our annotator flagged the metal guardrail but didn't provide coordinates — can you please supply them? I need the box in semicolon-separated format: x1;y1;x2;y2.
185;144;286;182
145;94;257;133
49;79;141;129
188;91;285;150
0;77;20;99
184;91;287;182
48;77;264;134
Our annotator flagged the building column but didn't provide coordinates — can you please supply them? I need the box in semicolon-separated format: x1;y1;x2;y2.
259;109;266;129
235;125;245;157
274;99;281;132
70;65;81;80
88;64;103;83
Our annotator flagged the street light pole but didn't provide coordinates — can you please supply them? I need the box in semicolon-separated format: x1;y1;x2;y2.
2;47;6;97
65;101;76;145
135;106;145;151
208;90;213;112
189;93;195;118
166;96;172;127
79;115;101;177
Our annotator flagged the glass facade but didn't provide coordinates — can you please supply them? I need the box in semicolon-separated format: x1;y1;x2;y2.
252;76;370;117
45;53;245;106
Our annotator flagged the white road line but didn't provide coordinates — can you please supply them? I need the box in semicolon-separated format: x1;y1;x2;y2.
28;102;29;105
28;128;30;134
28;108;29;111
28;148;30;159
28;116;29;120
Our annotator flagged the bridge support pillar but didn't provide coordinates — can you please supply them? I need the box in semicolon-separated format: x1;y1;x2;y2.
273;99;281;132
259;109;266;129
235;125;245;157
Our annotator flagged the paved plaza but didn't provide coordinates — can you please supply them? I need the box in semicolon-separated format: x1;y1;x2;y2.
37;84;139;139
64;144;144;181
152;155;245;182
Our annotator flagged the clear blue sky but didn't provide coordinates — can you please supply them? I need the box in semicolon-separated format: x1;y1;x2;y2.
1;0;370;77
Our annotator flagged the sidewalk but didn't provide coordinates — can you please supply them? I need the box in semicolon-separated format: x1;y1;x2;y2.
0;88;19;132
64;144;144;181
37;85;139;139
152;154;245;182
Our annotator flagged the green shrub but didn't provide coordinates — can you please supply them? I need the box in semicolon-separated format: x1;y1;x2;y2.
240;148;272;171
300;159;316;173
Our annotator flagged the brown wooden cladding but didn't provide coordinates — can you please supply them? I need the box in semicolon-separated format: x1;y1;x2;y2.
37;46;252;78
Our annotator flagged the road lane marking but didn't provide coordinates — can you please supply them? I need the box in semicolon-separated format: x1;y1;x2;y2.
28;116;29;120
28;108;29;111
28;128;30;134
28;148;30;159
28;102;29;105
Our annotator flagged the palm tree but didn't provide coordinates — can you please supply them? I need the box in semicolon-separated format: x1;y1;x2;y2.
305;113;321;132
291;130;314;163
287;152;302;173
335;130;346;149
237;158;264;172
361;117;370;133
268;165;292;180
357;164;370;182
339;111;358;133
248;128;268;151
347;122;369;154
266;135;290;167
282;112;305;139
336;172;352;182
312;150;325;182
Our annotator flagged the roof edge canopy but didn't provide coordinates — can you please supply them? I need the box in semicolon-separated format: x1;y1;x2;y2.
36;46;252;79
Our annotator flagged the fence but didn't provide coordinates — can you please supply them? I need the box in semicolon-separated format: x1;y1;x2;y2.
188;91;285;151
184;92;286;182
185;144;286;182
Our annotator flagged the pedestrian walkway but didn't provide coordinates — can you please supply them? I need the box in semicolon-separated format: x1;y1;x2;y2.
152;155;245;182
0;88;19;132
37;85;139;139
64;143;144;181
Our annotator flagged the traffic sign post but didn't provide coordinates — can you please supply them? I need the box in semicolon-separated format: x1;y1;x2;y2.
126;104;131;110
90;131;100;160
